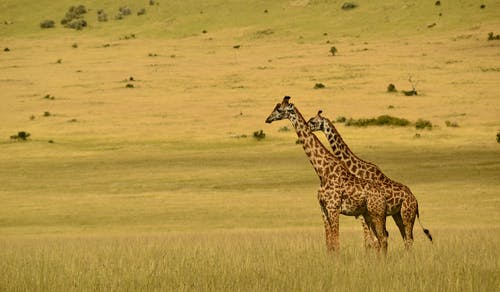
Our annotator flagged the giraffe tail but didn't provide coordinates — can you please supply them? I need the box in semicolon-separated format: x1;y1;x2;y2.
416;206;433;243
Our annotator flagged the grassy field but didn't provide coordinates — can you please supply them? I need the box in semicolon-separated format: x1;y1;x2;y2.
1;0;499;290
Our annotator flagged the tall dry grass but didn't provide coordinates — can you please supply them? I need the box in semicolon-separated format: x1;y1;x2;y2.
1;228;498;291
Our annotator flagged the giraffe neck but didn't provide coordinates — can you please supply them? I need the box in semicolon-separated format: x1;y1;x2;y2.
322;119;389;182
289;108;341;182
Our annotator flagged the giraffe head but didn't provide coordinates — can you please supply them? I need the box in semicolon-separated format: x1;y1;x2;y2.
265;96;295;123
307;110;326;131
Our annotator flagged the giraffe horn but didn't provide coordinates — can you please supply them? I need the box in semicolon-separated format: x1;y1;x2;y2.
283;96;291;104
318;110;323;116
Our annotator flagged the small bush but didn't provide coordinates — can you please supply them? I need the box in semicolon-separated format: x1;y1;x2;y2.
314;83;325;89
278;126;290;132
40;20;55;29
445;120;459;128
61;5;87;30
253;130;266;140
336;116;347;123
330;46;338;56
345;115;410;127
97;10;108;22
487;32;500;41
496;131;500;143
137;8;146;16
125;83;134;88
387;83;397;92
415;119;432;130
341;3;358;10
10;131;31;141
44;111;51;117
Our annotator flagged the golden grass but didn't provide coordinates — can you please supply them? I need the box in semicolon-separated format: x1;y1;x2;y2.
1;228;499;291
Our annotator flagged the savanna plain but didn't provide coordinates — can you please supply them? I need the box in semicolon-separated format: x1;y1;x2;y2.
1;0;499;291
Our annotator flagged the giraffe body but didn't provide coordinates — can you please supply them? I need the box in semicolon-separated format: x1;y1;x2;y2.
307;111;432;248
265;97;388;252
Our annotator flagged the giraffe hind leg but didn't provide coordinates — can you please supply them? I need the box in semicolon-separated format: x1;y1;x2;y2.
392;213;407;242
360;216;378;250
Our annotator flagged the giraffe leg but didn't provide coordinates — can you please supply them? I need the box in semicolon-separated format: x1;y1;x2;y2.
318;197;335;251
392;213;407;242
360;216;378;250
366;197;388;254
326;206;341;251
401;198;417;249
371;215;388;254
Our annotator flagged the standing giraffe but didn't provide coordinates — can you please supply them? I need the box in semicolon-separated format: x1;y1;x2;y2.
265;96;388;252
307;110;432;248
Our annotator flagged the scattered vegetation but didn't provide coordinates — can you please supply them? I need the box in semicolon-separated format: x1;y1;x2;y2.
97;9;108;22
10;131;30;141
496;131;500;143
278;126;290;132
40;20;55;29
487;32;500;41
387;83;397;92
120;34;136;40
116;7;132;20
253;130;266;140
336;116;347;123
43;94;55;100
445;120;459;128
415;119;433;130
329;46;338;56
61;5;88;30
341;3;358;10
313;83;325;89
345;115;410;127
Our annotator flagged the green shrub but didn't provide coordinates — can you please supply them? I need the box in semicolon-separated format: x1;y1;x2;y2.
496;131;500;143
345;115;410;127
330;46;338;56
253;130;266;140
487;32;500;41
314;83;325;89
336;116;347;123
40;20;55;29
278;126;290;132
387;83;397;92
415;119;432;130
10;131;31;141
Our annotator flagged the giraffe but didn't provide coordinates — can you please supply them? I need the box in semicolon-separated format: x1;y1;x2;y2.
307;110;433;248
265;96;388;252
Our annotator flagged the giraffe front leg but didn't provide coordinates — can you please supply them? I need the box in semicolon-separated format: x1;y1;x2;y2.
319;197;335;251
326;206;341;251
